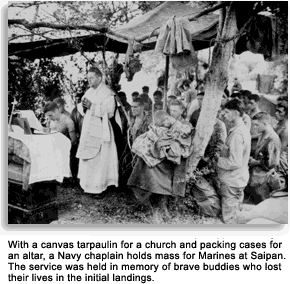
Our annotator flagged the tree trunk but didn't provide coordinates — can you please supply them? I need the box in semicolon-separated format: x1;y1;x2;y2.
187;2;238;174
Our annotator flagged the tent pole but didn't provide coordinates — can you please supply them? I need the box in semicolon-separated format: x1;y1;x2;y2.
163;55;170;111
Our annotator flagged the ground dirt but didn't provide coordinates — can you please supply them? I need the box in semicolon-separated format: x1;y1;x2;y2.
51;184;223;225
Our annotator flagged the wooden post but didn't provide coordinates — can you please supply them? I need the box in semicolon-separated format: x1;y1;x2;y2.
163;55;170;111
195;51;199;83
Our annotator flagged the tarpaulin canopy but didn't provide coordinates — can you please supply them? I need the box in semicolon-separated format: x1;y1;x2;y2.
8;1;287;60
112;1;219;43
8;2;219;59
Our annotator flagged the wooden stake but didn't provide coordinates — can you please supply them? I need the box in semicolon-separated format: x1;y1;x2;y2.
9;98;17;132
163;55;170;111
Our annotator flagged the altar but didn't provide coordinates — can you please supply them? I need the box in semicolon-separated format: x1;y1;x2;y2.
8;131;71;224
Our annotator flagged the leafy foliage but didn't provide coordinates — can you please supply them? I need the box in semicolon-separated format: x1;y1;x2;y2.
272;56;288;94
136;1;163;13
8;57;66;117
54;1;142;28
256;1;288;21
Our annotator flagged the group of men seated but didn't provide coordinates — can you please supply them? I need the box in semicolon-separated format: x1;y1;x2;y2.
115;81;288;224
37;78;287;224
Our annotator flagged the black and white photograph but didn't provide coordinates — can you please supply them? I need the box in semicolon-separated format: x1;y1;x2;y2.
7;1;288;225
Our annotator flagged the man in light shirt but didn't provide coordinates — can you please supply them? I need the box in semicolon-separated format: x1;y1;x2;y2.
185;92;203;122
247;94;262;154
215;99;251;224
230;93;251;130
231;77;242;94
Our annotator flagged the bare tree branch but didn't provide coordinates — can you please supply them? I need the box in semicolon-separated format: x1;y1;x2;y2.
8;1;53;8
30;3;40;42
9;34;31;42
60;3;95;25
111;1;115;13
80;51;95;66
9;30;53;42
8;19;109;33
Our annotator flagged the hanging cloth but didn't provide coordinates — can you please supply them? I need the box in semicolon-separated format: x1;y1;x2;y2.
155;16;198;70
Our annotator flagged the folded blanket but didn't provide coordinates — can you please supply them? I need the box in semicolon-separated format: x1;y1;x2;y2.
132;121;192;167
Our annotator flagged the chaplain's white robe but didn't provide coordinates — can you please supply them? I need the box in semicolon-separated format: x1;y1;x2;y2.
76;82;119;193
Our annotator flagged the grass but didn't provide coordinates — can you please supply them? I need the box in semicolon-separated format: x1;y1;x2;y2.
52;184;223;225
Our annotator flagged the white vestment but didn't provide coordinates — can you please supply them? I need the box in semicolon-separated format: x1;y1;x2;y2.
76;83;119;193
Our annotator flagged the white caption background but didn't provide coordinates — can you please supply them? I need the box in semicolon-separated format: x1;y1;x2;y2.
0;231;289;284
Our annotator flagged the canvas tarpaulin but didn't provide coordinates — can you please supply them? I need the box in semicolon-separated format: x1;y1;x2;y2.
8;2;219;59
8;2;287;60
